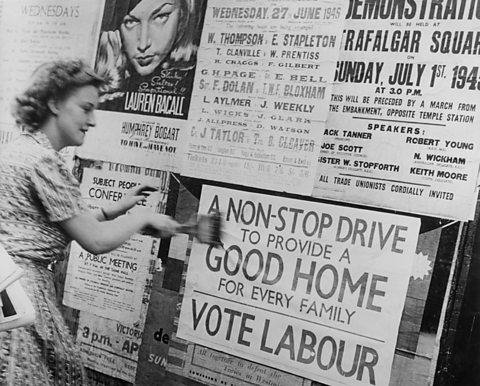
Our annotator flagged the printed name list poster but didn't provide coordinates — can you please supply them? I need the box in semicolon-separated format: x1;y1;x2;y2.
177;186;420;386
313;0;480;220
182;0;347;194
0;0;104;143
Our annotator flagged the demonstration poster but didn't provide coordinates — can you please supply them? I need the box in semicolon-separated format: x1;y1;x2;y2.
177;186;420;386
313;0;480;220
63;166;168;323
0;0;104;144
181;0;347;194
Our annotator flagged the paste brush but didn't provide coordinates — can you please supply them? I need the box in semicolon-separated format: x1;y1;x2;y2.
176;211;223;246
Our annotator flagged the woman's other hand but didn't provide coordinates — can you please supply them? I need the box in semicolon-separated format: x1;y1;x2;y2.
102;183;158;220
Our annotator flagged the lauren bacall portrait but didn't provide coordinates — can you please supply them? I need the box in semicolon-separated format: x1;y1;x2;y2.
95;0;206;119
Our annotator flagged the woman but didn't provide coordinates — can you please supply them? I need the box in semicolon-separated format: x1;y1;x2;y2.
95;0;205;116
0;59;178;385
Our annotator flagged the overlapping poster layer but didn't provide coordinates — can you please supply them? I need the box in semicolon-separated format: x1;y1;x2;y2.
177;186;420;386
182;0;347;194
77;312;145;383
313;0;480;220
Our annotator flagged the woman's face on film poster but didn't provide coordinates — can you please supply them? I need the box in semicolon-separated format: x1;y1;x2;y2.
120;0;182;76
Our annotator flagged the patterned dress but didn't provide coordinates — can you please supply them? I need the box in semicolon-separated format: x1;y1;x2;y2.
0;131;89;385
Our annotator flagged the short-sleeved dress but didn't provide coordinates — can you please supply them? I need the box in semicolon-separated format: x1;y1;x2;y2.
0;131;89;385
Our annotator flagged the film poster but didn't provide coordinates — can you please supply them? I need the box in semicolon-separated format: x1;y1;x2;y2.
0;0;104;144
77;111;187;172
77;0;208;171
63;166;168;324
313;0;480;220
176;186;420;386
181;0;348;194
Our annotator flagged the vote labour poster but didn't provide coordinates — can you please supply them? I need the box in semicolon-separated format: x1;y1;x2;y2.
181;0;347;194
177;186;420;386
63;167;167;323
313;0;480;220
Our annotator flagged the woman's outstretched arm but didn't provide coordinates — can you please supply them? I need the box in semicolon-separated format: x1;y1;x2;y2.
59;210;178;255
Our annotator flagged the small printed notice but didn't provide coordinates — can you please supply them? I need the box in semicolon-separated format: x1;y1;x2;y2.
171;345;311;386
177;186;420;386
65;238;157;324
77;312;145;383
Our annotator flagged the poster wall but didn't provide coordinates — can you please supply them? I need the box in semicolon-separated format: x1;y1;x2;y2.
0;0;104;143
63;167;168;324
312;0;480;220
177;186;420;386
181;0;347;194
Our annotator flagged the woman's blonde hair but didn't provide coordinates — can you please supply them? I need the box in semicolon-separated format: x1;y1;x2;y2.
12;59;104;131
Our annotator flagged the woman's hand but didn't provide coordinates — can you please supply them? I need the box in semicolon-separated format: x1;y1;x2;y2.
102;183;158;220
146;213;179;238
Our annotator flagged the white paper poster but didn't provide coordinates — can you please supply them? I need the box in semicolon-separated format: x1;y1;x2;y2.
63;167;168;323
177;186;420;386
182;0;348;194
65;238;157;324
312;0;480;220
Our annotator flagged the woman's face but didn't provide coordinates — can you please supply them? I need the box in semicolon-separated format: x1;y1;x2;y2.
120;0;182;76
53;85;99;148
